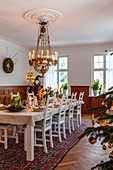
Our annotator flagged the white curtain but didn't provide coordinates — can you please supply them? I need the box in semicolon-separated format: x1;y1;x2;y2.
106;54;113;90
43;66;57;90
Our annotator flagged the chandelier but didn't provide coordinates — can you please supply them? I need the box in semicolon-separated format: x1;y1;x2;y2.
24;9;63;77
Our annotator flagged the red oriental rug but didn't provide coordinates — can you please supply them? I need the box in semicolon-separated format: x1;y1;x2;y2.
0;120;91;170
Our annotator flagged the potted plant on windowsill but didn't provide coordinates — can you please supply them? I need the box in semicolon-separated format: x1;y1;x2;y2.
91;79;100;96
62;83;68;95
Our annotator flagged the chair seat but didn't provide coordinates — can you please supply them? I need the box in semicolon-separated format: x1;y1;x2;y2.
35;120;51;129
52;115;64;122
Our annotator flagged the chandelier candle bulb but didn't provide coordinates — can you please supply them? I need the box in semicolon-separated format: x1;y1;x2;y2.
41;50;43;57
29;52;31;60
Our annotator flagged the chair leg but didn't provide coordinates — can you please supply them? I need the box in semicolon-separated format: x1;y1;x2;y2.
63;122;66;139
13;126;16;136
0;129;3;140
42;130;47;153
49;128;53;148
68;117;71;133
72;117;75;131
34;131;36;145
15;126;18;144
58;123;62;142
4;129;7;149
77;113;79;127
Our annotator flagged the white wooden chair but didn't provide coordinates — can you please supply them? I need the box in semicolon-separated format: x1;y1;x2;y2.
0;124;18;149
34;95;56;153
52;95;68;142
0;92;19;149
76;92;84;127
66;92;77;133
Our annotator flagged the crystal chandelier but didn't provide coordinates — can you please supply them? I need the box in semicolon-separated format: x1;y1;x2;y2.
29;20;58;77
24;9;63;77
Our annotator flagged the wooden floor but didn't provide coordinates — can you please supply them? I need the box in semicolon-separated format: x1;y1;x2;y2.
55;114;110;170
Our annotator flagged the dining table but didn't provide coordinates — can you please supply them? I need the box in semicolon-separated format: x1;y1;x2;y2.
0;105;68;161
0;100;84;161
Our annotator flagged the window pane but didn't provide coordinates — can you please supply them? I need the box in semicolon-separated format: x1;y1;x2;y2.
59;57;68;69
94;71;103;90
94;55;104;69
106;54;113;90
59;72;68;89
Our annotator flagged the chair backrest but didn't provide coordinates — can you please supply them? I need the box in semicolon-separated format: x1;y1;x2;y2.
28;92;34;98
78;92;84;104
69;92;77;113
77;92;84;114
44;95;56;128
59;95;68;121
12;92;19;98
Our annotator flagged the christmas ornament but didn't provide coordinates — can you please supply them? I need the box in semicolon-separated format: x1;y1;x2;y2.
89;137;97;145
108;143;112;148
106;121;109;127
110;103;113;111
102;145;107;150
99;120;106;126
109;151;113;159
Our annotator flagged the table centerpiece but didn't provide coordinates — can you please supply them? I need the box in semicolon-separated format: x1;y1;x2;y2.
7;92;24;112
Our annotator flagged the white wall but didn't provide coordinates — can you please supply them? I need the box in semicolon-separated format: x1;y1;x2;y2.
0;37;113;88
0;37;33;86
53;42;113;88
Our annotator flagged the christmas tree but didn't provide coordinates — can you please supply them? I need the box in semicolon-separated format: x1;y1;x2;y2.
79;89;113;170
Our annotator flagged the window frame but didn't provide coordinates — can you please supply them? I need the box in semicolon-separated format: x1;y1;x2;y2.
91;54;106;92
55;55;69;90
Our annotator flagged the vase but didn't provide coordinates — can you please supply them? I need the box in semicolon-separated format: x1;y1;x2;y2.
93;90;98;96
29;80;32;86
44;97;47;105
63;89;67;95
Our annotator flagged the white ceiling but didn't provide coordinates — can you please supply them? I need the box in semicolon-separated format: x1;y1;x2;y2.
0;0;113;48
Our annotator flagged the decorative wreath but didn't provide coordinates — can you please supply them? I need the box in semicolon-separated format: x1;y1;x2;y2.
3;58;14;73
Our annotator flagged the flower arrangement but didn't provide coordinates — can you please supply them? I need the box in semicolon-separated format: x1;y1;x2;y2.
42;87;54;98
37;87;54;105
8;92;24;112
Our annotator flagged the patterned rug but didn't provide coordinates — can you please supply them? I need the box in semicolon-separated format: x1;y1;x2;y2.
0;120;91;170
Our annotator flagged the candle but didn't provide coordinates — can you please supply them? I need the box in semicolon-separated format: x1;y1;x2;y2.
29;96;31;107
47;50;49;58
32;50;35;58
29;52;31;60
34;97;37;106
55;52;58;60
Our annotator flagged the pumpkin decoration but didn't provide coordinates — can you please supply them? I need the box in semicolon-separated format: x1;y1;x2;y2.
3;58;14;73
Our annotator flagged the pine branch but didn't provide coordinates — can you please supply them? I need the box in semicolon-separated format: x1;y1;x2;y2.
84;105;105;111
96;90;113;99
91;160;113;170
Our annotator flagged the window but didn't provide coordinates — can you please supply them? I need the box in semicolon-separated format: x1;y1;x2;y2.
92;54;113;91
44;55;69;90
